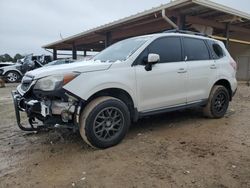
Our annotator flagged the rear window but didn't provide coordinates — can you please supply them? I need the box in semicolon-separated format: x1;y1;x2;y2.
207;40;225;59
183;38;210;61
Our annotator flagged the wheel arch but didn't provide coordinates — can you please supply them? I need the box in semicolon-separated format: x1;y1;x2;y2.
4;69;22;76
4;70;22;82
86;88;138;122
213;79;232;100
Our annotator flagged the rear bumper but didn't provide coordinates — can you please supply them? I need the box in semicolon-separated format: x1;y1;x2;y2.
230;78;237;99
232;88;237;97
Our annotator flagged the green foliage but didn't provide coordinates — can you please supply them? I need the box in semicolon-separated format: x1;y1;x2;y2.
13;54;23;62
0;53;23;62
0;54;13;62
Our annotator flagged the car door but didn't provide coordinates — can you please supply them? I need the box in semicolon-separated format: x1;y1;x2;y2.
183;37;217;103
135;36;188;112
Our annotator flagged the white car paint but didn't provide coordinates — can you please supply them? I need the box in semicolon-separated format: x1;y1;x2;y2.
24;33;237;114
27;60;112;79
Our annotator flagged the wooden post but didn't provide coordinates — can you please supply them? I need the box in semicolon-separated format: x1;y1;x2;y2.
105;32;112;48
177;15;186;30
84;50;87;57
224;23;230;49
53;49;57;60
72;44;77;60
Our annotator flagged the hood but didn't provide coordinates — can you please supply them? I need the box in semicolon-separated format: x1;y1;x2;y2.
26;60;112;79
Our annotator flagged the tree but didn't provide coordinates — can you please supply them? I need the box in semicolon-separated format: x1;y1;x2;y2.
0;54;13;62
4;54;13;62
13;53;23;62
0;55;4;62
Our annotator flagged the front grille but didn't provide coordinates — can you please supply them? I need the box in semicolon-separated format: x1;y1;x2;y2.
21;75;34;91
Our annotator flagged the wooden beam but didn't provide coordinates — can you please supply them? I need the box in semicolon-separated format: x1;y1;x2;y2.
74;35;104;47
186;16;250;34
76;44;104;50
120;17;164;30
112;19;171;40
212;35;250;45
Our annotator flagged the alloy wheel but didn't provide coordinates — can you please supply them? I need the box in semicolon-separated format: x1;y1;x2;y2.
93;107;124;142
7;72;18;82
213;92;227;113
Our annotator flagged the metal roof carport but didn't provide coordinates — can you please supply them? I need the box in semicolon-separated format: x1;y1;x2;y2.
43;0;250;81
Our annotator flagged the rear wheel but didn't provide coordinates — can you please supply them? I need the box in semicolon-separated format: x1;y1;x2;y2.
5;71;20;83
203;85;230;118
79;97;130;149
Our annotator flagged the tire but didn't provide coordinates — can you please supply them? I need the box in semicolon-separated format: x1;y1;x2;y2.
79;96;131;149
203;85;230;118
5;71;20;83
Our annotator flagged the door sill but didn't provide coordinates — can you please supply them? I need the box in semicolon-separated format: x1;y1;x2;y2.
139;100;207;117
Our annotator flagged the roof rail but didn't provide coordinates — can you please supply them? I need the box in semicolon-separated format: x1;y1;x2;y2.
163;29;209;37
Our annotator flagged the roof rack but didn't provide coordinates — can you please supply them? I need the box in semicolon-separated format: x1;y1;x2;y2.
163;29;210;37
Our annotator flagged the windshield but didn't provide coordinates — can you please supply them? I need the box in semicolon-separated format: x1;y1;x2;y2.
93;37;150;62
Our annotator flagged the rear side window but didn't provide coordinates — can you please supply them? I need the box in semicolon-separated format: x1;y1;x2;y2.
148;37;182;63
183;38;210;61
207;40;225;59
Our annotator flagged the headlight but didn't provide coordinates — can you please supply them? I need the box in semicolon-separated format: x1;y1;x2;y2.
34;73;79;91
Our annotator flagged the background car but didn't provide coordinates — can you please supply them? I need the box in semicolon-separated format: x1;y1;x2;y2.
0;54;52;83
0;62;15;68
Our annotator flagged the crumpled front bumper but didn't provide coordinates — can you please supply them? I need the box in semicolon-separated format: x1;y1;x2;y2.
11;90;44;131
11;88;82;132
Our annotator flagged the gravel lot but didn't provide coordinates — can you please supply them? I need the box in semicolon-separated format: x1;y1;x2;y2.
0;83;250;188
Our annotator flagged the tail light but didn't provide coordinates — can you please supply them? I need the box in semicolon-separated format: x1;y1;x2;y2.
230;59;237;71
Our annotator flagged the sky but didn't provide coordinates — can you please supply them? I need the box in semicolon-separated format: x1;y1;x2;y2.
0;0;250;56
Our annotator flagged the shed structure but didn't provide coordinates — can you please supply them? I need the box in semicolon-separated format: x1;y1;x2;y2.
43;0;250;81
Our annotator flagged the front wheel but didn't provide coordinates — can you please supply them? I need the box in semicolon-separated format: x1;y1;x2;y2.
79;97;130;149
203;85;230;118
5;71;20;83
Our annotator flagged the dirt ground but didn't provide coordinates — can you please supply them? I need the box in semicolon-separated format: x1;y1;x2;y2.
0;83;249;188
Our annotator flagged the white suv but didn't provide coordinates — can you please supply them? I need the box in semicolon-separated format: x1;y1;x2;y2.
12;31;237;148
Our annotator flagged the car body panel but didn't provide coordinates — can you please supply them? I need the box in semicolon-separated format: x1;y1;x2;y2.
135;61;188;112
63;61;138;107
12;32;237;134
28;61;112;79
0;63;23;76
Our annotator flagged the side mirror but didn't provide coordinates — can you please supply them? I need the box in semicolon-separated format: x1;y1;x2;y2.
145;53;160;71
148;53;160;64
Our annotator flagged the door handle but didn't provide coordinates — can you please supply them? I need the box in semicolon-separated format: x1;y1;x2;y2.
210;64;217;69
177;68;187;73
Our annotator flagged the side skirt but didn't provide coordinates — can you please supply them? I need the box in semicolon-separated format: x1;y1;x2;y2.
137;100;207;119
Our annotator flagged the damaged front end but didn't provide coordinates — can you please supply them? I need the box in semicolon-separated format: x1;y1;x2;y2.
11;73;83;132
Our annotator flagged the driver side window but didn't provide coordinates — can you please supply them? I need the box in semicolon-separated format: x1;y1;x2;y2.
148;37;182;63
135;37;182;65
